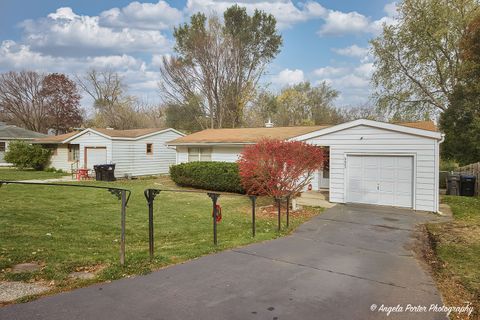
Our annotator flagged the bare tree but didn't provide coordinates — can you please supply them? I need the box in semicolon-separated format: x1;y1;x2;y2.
76;69;124;107
0;71;49;132
159;6;282;129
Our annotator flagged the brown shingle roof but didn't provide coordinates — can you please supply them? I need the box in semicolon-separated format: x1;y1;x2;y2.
168;120;438;145
33;131;78;143
34;128;170;143
91;128;166;138
395;121;438;132
167;126;330;145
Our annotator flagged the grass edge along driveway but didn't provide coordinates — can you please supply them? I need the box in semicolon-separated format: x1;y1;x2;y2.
0;176;323;304
424;196;480;319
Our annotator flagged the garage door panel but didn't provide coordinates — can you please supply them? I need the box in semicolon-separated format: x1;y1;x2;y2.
346;155;413;208
397;157;413;167
380;168;395;180
85;147;107;169
380;181;394;192
364;168;377;177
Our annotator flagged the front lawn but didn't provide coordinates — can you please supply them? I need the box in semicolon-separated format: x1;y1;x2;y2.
0;167;68;181
425;196;480;318
0;176;322;303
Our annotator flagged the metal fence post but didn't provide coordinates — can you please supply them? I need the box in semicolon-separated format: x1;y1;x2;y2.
286;196;290;228
120;189;127;266
276;197;281;232
249;195;257;237
144;189;160;262
207;193;220;245
148;189;154;261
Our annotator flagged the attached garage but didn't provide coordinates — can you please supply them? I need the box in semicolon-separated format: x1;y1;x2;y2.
295;119;444;212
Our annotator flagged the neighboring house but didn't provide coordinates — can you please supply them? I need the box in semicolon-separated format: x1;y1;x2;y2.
167;119;444;213
33;127;185;177
0;122;47;166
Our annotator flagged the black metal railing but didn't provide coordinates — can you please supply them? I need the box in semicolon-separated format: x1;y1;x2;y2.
0;180;131;265
143;188;291;261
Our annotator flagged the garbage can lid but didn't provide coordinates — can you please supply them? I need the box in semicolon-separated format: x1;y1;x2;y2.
460;174;476;179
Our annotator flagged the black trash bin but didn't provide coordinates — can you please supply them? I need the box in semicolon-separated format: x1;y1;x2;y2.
103;164;116;181
94;165;105;181
460;175;476;197
446;173;460;196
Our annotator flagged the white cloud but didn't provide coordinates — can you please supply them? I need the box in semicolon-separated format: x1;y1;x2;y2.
332;45;369;58
317;5;398;36
384;2;398;17
273;68;305;86
313;66;347;78
318;11;370;36
185;0;326;28
20;7;171;57
99;1;182;30
311;62;376;106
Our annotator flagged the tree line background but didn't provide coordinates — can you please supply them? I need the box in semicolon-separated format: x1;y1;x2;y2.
0;1;479;165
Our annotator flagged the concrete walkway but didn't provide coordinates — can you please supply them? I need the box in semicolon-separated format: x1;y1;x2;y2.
17;175;76;183
0;205;449;319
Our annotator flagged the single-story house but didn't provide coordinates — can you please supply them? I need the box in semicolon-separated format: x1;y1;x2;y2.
0;122;47;166
167;119;444;212
34;127;184;177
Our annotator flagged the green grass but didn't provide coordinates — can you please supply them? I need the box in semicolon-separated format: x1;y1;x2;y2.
426;196;480;301
0;167;68;181
0;176;322;297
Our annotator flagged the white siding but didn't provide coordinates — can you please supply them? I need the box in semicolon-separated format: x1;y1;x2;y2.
111;130;181;177
0;140;9;164
68;131;113;168
211;146;244;162
304;125;438;212
48;144;74;172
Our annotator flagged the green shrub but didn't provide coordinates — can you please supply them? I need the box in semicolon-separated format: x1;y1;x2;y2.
170;161;244;193
4;141;52;170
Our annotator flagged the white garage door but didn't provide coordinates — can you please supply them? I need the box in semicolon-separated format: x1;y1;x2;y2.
85;147;107;169
346;155;413;208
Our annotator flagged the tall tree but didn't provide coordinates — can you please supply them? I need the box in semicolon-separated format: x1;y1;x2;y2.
41;73;82;134
275;81;341;126
77;69;150;129
371;0;479;118
0;71;49;132
159;5;282;129
440;13;480;165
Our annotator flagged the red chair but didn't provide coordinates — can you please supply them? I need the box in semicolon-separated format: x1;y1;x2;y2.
76;168;90;181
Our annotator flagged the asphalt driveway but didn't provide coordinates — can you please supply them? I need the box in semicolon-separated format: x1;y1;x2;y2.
0;204;449;319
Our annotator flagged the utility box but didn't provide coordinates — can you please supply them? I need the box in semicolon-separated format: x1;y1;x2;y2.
460;175;476;197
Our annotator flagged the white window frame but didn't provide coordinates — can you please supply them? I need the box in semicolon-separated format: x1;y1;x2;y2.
188;147;212;162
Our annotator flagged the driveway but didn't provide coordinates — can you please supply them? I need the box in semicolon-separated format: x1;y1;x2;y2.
0;205;449;319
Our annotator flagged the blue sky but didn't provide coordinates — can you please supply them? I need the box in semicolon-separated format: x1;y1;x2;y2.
0;0;397;108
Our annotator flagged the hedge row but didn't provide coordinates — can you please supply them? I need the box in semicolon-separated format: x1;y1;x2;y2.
169;161;244;194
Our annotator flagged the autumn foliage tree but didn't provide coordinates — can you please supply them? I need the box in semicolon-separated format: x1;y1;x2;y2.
0;71;83;133
237;139;325;198
41;73;82;134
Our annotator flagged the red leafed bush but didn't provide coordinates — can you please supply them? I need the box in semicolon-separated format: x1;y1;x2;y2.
237;139;325;197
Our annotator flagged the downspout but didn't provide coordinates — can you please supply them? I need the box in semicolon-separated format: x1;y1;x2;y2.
436;133;446;213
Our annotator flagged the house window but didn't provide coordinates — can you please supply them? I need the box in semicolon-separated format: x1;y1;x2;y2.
0;142;5;152
68;144;80;162
188;147;212;162
146;143;153;155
